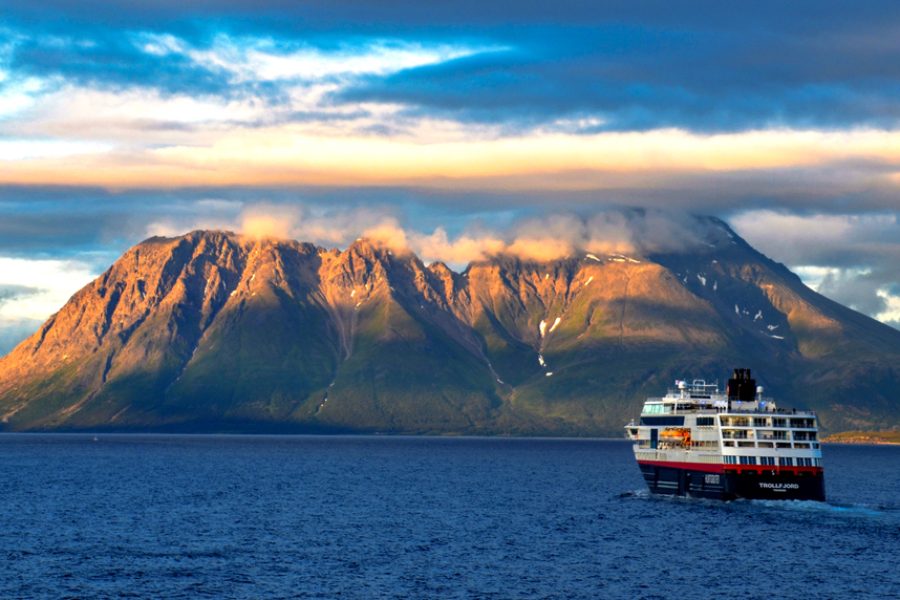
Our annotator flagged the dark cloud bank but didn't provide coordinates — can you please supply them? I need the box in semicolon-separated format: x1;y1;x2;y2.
3;0;900;132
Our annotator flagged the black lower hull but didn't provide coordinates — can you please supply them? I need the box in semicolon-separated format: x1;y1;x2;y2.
638;463;826;501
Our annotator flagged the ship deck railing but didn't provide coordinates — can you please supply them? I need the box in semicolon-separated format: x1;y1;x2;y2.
633;449;723;464
726;406;816;415
642;405;817;417
648;395;815;411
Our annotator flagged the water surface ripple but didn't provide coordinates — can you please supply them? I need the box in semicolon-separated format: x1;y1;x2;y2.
1;435;897;598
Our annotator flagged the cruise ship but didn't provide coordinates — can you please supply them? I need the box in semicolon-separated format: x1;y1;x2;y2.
625;368;825;501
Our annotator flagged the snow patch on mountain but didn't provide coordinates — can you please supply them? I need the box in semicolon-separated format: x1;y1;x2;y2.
609;254;641;264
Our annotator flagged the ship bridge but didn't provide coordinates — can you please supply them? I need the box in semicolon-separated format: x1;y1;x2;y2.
639;370;816;418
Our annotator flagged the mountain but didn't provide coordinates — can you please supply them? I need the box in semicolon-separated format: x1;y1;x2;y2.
1;219;899;435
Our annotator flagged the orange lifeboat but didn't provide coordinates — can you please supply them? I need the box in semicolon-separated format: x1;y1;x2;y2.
659;427;692;447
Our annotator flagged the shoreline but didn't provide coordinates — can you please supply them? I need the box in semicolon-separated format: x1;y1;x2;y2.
1;428;898;445
822;431;900;446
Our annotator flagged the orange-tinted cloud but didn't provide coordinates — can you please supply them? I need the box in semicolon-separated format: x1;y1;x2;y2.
361;218;410;253
411;228;506;264
199;206;665;265
240;206;299;240
4;125;900;192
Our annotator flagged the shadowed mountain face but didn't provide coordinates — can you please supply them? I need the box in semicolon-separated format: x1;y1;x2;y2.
1;220;899;435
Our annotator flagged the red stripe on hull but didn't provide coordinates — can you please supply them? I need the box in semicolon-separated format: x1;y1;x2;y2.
638;460;824;477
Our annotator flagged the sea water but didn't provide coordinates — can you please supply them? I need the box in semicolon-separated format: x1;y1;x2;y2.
0;435;897;599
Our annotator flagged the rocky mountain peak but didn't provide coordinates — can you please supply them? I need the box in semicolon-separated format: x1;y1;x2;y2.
1;227;899;435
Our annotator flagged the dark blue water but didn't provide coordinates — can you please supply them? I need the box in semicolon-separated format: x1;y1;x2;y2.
1;436;898;599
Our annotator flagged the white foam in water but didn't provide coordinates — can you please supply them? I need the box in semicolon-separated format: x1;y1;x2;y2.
626;492;892;519
736;498;888;518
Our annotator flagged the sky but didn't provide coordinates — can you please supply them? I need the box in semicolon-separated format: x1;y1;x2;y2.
1;0;900;353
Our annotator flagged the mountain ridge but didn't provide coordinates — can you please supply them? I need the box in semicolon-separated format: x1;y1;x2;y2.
2;220;899;435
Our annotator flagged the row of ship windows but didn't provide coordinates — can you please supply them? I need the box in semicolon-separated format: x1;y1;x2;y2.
696;417;816;428
722;441;820;449
721;429;817;441
723;456;819;467
719;417;816;428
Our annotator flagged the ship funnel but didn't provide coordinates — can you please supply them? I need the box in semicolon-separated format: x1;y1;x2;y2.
727;367;757;402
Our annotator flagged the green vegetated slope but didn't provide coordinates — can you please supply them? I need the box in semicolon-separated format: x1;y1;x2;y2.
1;219;898;435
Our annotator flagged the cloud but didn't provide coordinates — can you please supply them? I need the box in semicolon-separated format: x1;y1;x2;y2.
331;11;900;132
0;139;112;161
0;268;44;357
239;205;298;240
179;35;494;82
2;25;493;121
6;122;900;192
875;289;900;325
0;283;40;303
5;29;235;100
733;210;900;329
731;211;900;267
16;8;900;134
0;256;97;320
3;5;900;199
144;202;707;265
361;218;410;252
501;215;578;261
220;205;716;266
410;227;506;264
0;318;42;356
